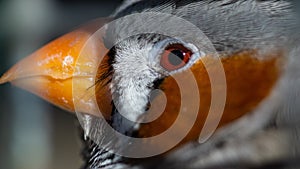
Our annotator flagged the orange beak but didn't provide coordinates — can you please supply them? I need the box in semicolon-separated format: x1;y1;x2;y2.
0;18;112;118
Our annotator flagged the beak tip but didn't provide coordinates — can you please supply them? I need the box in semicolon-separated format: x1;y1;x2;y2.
0;73;9;84
0;70;15;84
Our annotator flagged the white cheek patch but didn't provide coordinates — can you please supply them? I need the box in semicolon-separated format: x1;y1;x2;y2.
111;77;151;122
110;39;160;123
109;37;202;127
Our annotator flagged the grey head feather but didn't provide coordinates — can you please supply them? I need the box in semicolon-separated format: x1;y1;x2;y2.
110;0;298;53
112;0;145;17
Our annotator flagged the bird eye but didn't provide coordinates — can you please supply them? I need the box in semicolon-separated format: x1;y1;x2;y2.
160;44;193;71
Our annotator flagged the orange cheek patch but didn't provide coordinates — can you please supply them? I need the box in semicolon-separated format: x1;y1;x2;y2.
138;50;282;149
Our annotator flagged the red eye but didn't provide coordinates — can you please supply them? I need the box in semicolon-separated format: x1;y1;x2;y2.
160;44;192;71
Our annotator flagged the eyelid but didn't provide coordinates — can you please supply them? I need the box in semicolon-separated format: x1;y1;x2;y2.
160;44;193;71
149;38;204;75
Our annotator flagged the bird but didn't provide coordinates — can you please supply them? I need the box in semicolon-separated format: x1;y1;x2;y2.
1;0;300;169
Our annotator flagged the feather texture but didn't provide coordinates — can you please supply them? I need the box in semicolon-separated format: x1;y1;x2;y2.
82;1;300;169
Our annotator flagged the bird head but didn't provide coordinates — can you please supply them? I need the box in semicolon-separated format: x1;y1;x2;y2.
0;1;291;166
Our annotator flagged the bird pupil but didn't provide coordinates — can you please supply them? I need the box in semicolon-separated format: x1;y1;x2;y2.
168;50;185;66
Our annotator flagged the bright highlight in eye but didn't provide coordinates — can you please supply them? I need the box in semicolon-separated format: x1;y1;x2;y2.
160;44;192;71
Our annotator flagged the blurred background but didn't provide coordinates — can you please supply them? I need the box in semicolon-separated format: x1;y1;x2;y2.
1;0;300;169
0;0;121;168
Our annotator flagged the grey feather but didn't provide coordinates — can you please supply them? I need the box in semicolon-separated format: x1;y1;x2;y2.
112;0;298;52
83;1;300;169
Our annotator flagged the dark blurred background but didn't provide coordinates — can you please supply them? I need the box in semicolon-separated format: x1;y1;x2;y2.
0;0;122;168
